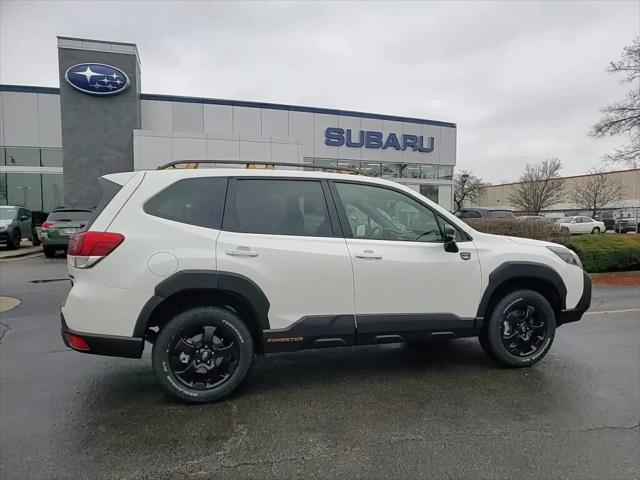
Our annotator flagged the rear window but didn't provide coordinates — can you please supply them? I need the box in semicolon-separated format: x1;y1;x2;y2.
459;210;482;218
144;177;228;229
47;210;93;221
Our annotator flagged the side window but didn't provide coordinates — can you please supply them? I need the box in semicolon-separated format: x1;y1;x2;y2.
334;182;443;243
144;177;227;229
572;217;582;224
227;179;332;237
582;217;593;223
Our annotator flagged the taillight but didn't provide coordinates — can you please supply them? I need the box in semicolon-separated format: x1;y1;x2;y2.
41;221;54;230
67;231;124;269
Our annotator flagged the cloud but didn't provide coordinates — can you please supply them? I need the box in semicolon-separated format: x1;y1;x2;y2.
1;0;637;181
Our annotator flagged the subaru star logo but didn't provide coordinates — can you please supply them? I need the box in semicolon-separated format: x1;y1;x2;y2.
64;63;130;96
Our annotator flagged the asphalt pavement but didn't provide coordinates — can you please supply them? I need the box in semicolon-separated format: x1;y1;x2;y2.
0;256;639;479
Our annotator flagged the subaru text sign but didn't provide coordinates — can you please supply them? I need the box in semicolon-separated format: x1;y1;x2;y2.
325;128;434;152
64;63;130;96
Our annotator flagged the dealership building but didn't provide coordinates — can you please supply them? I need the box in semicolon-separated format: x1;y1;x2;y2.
0;37;457;213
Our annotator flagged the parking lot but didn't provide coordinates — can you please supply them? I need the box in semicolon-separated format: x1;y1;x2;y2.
0;255;639;479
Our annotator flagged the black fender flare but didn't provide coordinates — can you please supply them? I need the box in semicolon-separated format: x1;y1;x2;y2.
133;270;271;337
476;262;567;319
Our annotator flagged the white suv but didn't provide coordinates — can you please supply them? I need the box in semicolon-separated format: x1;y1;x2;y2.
61;164;591;403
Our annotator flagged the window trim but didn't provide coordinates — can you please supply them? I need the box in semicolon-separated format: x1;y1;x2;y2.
221;176;341;238
328;179;472;243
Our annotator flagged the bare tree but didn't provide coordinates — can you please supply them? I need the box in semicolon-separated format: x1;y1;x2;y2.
570;168;625;217
590;37;640;167
508;158;565;214
453;170;487;210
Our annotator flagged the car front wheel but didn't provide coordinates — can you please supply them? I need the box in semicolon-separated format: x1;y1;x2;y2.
482;290;556;367
592;227;600;234
152;306;254;403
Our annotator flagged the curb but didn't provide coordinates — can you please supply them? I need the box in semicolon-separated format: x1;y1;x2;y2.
589;271;640;277
0;248;43;260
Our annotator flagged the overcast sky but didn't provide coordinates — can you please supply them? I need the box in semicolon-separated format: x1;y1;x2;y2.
1;0;638;182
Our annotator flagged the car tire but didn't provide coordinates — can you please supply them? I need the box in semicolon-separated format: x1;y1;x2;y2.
591;227;600;234
43;246;56;258
483;290;556;367
152;306;254;403
32;231;41;246
7;229;20;250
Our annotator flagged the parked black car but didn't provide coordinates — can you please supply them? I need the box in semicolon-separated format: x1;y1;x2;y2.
455;208;516;219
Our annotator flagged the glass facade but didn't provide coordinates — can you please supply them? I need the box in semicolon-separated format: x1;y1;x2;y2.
0;147;64;212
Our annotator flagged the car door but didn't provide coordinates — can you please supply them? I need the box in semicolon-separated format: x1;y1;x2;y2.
330;181;482;343
19;209;31;240
216;177;355;348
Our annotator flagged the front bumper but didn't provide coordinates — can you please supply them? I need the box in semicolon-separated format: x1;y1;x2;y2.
558;271;592;326
60;312;144;358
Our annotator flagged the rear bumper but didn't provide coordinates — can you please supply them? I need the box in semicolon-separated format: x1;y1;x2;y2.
60;312;144;358
42;236;71;247
558;271;592;326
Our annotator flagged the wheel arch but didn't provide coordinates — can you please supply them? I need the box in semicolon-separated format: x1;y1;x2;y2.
477;262;567;322
134;270;270;353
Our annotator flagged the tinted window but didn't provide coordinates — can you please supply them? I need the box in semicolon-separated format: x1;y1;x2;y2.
228;179;332;237
335;182;443;243
486;210;515;218
459;210;482;219
48;210;93;221
144;177;227;229
572;217;582;223
581;217;594;222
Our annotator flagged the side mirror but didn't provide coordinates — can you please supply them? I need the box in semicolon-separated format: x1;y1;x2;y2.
443;226;459;253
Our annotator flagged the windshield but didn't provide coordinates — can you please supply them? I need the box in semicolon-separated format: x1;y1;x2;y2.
0;208;18;220
47;210;93;221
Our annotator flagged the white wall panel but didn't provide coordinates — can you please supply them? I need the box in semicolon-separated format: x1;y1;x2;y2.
206;138;240;160
261;109;289;141
271;142;300;163
204;104;233;137
2;92;39;146
172;102;203;133
439;127;456;166
37;94;62;148
338;115;361;161
141;100;172;131
313;113;340;159
137;133;172;170
289;111;315;158
233;107;261;140
239;140;270;162
173;136;206;161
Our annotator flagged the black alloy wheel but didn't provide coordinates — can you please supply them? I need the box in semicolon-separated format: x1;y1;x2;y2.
152;306;254;403
500;303;547;357
170;325;240;390
481;289;556;367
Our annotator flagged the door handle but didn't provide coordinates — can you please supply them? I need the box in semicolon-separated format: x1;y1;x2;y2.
355;249;382;260
225;246;259;257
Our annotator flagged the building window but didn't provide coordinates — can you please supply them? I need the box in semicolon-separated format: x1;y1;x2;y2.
419;184;438;203
438;165;453;180
0;173;6;205
42;174;64;211
5;147;40;167
5;173;43;211
41;149;63;168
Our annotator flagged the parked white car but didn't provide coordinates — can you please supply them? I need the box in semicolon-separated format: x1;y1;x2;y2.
556;216;605;234
60;163;591;403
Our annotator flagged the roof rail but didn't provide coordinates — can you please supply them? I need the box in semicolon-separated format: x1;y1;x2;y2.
156;159;365;176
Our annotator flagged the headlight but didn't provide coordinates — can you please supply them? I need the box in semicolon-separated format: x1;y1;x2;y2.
547;246;583;269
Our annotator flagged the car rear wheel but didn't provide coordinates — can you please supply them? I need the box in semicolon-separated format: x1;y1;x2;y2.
152;306;254;403
43;246;56;258
592;227;600;234
482;290;556;367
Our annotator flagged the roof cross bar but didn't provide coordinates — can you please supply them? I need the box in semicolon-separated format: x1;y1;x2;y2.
156;159;365;176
